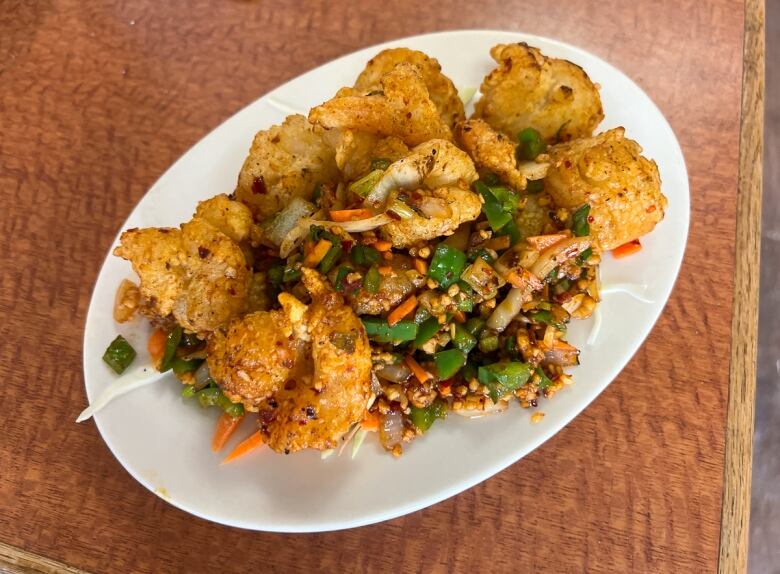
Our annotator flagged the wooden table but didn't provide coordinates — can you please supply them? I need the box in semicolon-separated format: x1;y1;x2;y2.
0;1;764;572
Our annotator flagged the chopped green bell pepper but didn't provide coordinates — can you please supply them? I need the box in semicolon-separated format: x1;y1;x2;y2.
102;335;136;374
427;243;467;288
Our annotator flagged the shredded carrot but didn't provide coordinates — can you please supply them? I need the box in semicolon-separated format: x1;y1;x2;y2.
373;240;393;251
329;208;373;222
361;410;381;431
211;413;245;452
377;265;393;276
388;295;418;326
405;355;433;383
452;310;466;324
303;239;332;267
612;239;642;258
414;258;428;274
147;329;167;367
382;251;393;261
484;235;511;251
526;234;568;251
222;430;264;464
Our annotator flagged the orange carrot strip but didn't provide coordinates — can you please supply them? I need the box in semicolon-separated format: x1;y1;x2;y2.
222;430;264;464
387;295;418;326
361;411;381;431
211;413;245;452
414;258;428;274
612;239;642;258
377;265;393;276
405;355;432;383
526;234;568;251
329;208;373;222
484;235;511;251
147;329;167;367
373;240;393;252
303;239;332;267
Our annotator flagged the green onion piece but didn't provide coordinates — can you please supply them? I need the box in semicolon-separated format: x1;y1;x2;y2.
479;333;499;353
409;399;448;432
102;335;136;374
452;325;477;353
456;297;474;312
318;243;343;274
361;318;418;343
181;385;196;398
350;244;382;267
224;402;245;418
554;278;572;294
434;349;467;380
196;387;221;407
461;362;478;383
577;247;593;265
467;247;495;263
465;317;486;336
414;317;441;349
363;265;381;293
503;335;516;352
427;243;467;288
516;127;546;161
160;326;182;372
282;266;302;283
529;309;566;331
388;199;415;219
478;361;533;402
526;179;544;193
171;357;203;374
370;157;391;171
572;204;591;237
267;264;284;287
496;219;520;246
475;181;513;231
334;265;353;292
348;169;384;197
536;366;553;390
489;185;520;213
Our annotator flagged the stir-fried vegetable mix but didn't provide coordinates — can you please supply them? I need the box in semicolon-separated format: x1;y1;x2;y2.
99;43;667;459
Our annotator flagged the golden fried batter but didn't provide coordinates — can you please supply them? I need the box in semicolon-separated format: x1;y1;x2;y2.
354;48;464;129
545;128;667;250
114;208;250;335
235;114;339;221
475;43;604;143
309;63;452;147
380;186;482;248
456;118;548;191
194;193;254;243
323;129;409;181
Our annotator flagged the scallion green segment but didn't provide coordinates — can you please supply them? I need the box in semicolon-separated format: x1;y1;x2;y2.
160;325;182;372
363;265;381;293
474;181;518;232
434;349;466;380
318;242;343;274
409;399;448;432
334;265;353;292
350;244;382;267
348;169;383;197
536;367;553;390
427;243;467;288
181;385;196;398
171;357;202;374
572;204;591;237
361;318;418;343
196;387;221;407
478;361;533;402
465;317;486;336
102;335;136;374
577;247;593;265
414;316;441;349
516;127;546;161
529;309;566;331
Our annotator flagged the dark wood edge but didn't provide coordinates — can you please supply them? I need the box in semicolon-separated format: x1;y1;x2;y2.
0;542;89;574
718;0;765;572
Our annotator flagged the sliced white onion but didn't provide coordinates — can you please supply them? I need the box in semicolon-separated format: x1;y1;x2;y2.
586;305;602;346
76;365;167;422
376;362;412;383
487;287;527;331
351;428;369;459
279;218;315;258
193;361;211;390
418;196;451;219
453;399;509;418
320;449;335;460
530;236;591;279
309;214;393;233
458;86;478;106
263;197;316;247
379;411;404;450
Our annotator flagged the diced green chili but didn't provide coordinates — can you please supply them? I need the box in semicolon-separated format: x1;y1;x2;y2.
318;242;343;274
224;402;245;418
160;326;182;372
102;335;136;374
465;317;486;336
478;333;499;353
409;399;448;432
361;318;418;343
350;244;382;267
572;204;591;237
452;325;477;353
181;385;196;398
475;181;513;231
577;247;593;265
536;366;553;390
171;357;203;374
414;316;441;349
461;362;478;383
370;157;392;171
529;309;566;331
516;127;546;161
196;387;221;407
496;218;520;245
282;266;302;283
427;243;467;288
434;349;466;380
456;296;474;312
478;361;533;402
348;169;383;197
363;265;381;293
334;265;353;291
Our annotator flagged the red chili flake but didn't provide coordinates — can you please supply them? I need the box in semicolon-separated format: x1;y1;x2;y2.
252;176;267;195
198;246;211;258
342;240;354;253
284;379;297;391
587;215;595;223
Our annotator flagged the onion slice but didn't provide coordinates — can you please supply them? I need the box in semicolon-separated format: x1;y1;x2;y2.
76;365;168;422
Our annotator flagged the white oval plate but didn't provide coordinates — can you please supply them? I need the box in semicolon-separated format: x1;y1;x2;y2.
82;30;689;532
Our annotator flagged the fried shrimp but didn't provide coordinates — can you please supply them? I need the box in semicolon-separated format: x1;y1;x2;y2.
545;127;667;250
353;48;464;129
309;63;452;147
456;118;548;191
475;43;604;143
235;114;339;221
114;197;252;335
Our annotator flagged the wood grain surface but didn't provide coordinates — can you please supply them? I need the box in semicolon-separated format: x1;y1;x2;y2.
0;1;750;572
720;0;765;572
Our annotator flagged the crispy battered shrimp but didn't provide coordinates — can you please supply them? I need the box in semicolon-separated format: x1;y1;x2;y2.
475;43;604;143
309;63;452;147
545;128;667;250
353;48;464;129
